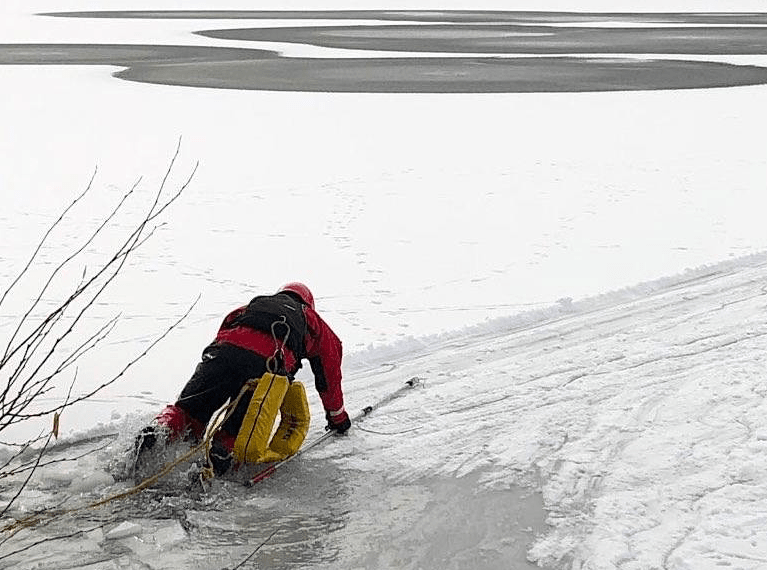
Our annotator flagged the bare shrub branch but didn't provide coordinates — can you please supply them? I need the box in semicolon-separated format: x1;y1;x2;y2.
0;141;197;518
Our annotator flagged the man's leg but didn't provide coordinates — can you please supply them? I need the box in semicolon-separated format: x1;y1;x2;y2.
195;344;268;473
135;343;237;459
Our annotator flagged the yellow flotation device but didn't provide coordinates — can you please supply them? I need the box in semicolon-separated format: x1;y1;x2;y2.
232;372;311;464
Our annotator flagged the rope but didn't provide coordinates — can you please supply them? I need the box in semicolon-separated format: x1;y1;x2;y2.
3;377;423;533
4;316;299;533
5;324;409;535
1;377;259;535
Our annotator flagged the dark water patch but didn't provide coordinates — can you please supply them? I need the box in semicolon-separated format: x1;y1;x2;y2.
115;56;767;93
4;46;767;93
227;460;553;570
198;24;767;55
39;10;767;26
323;468;551;570
4;37;767;93
0;43;276;66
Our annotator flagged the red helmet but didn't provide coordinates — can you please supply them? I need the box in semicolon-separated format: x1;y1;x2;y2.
279;282;315;310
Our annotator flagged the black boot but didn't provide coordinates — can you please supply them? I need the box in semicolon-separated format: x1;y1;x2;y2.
135;425;158;456
132;424;169;478
209;438;233;476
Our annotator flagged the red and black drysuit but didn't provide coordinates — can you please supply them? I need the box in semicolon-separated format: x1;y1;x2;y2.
157;292;348;454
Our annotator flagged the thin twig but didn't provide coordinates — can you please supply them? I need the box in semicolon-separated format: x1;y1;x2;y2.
2;149;194;381
0;438;114;479
1;316;119;426
0;374;76;519
0;168;97;315
0;432;53;520
231;529;280;569
1;357;250;533
60;296;198;409
1;174;137;368
0;141;196;520
0;523;107;563
1;150;196;432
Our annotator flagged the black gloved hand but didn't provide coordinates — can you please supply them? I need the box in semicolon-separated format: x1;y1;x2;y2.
325;410;351;434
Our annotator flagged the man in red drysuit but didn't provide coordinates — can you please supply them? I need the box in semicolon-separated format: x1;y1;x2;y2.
135;282;350;474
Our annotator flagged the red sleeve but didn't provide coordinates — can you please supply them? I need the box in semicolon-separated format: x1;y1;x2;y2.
218;306;247;332
303;308;345;415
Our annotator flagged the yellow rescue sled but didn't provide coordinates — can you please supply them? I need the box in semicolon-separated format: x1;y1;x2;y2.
232;372;311;465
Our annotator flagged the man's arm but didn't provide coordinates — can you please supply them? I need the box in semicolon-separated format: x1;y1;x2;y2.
304;309;350;433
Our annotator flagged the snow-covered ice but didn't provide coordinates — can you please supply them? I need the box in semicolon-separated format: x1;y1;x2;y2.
3;255;767;569
2;1;767;569
105;521;143;541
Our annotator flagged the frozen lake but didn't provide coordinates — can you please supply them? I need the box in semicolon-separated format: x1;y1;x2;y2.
2;5;766;425
2;3;767;568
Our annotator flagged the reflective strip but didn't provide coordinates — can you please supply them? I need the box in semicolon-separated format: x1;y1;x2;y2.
328;406;346;417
